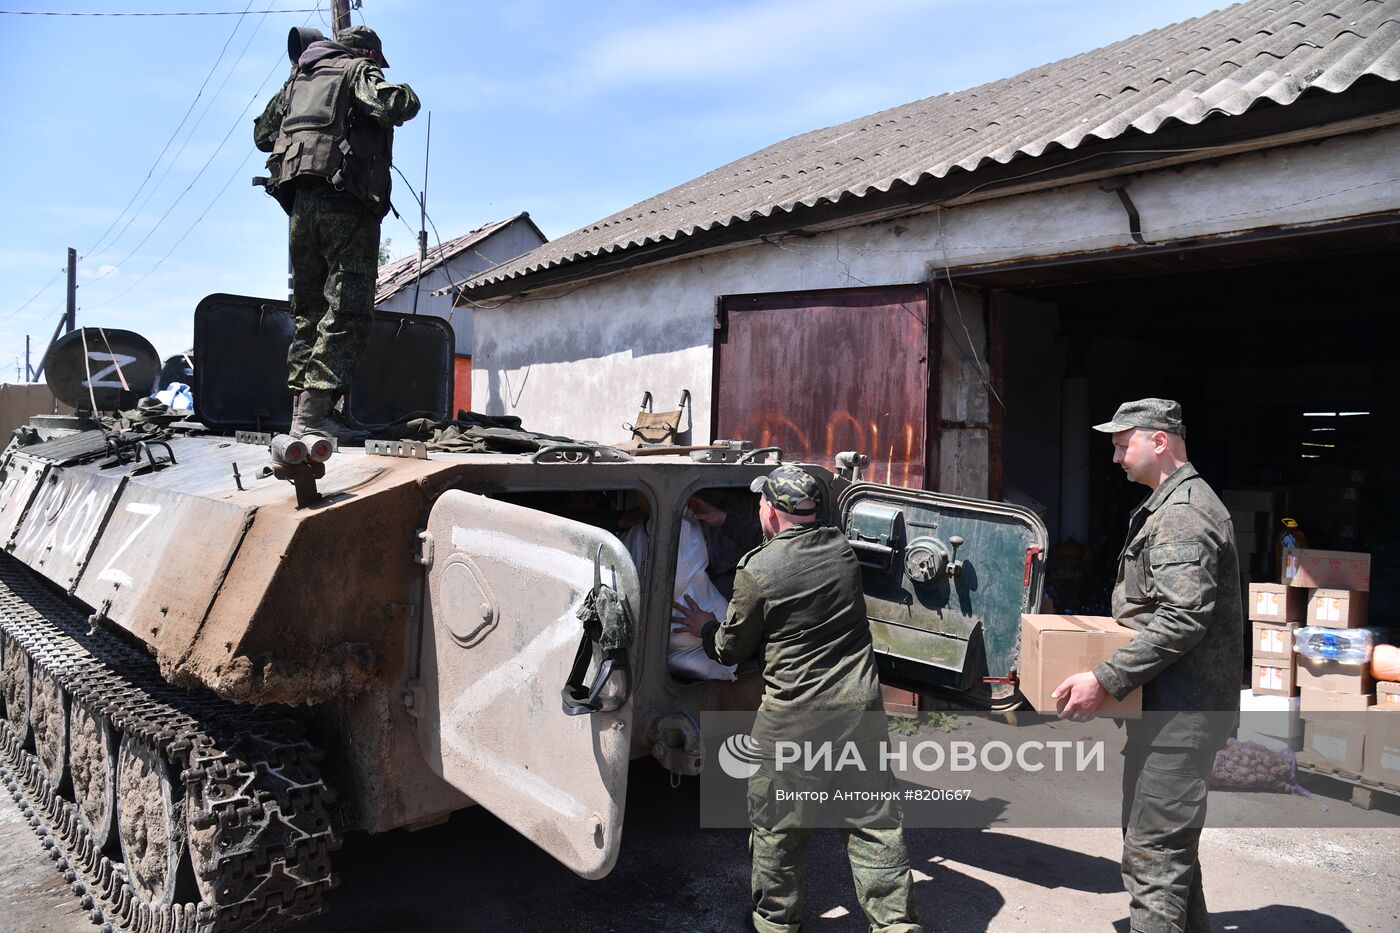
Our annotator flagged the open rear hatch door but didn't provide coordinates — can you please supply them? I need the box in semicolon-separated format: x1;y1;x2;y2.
838;483;1047;707
192;292;453;432
416;490;640;878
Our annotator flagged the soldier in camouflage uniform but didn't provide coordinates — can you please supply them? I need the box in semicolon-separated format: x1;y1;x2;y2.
253;25;420;442
674;465;921;933
1054;399;1242;933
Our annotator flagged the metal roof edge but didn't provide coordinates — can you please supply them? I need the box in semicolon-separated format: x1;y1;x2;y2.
457;83;1400;303
377;211;543;301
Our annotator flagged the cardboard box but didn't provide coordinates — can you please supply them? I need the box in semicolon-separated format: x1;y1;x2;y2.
1306;589;1369;628
1237;688;1302;750
1296;655;1374;694
1018;615;1141;717
1251;621;1297;660
1378;681;1400;708
1251;657;1296;698
1283;549;1370;591
1301;718;1366;773
1247;584;1306;624
1300;686;1376;718
1363;708;1400;785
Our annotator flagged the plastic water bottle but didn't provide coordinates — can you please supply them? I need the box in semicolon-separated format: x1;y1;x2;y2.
1294;625;1380;664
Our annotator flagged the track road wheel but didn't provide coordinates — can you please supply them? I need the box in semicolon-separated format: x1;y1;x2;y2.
69;701;119;852
116;734;192;907
0;632;33;748
30;666;70;790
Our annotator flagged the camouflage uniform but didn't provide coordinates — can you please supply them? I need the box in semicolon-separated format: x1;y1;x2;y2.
282;184;380;392
1090;400;1243;933
253;31;420;394
701;466;921;933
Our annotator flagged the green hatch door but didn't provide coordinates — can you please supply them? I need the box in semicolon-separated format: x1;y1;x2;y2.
416;490;640;879
837;483;1047;705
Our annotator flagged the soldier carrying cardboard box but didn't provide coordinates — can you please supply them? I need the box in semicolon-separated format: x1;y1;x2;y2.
1054;398;1243;933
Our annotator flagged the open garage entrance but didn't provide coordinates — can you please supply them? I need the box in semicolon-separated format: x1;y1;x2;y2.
981;222;1399;624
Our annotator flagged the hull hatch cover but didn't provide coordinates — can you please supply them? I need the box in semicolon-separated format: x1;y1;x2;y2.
839;483;1047;700
416;490;640;878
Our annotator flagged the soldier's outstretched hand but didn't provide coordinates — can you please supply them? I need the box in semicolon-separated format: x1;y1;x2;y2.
671;594;715;637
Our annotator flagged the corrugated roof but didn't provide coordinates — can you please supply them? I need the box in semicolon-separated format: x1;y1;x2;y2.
466;0;1400;294
375;212;540;302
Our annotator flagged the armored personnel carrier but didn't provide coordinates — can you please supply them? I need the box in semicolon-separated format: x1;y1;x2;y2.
0;294;1045;931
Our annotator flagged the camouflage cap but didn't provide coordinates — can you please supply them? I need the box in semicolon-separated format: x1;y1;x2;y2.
1092;398;1186;437
336;25;389;67
750;465;821;516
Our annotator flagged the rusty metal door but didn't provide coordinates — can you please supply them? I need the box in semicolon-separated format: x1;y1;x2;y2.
713;284;936;488
415;490;640;879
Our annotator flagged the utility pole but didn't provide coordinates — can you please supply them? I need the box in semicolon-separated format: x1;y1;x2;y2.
25;336;32;382
65;247;76;335
331;0;351;32
33;248;76;381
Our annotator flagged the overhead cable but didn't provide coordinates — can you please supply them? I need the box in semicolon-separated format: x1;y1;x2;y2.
82;8;316;311
99;2;274;269
80;20;305;312
0;7;317;15
84;1;258;260
1;269;65;323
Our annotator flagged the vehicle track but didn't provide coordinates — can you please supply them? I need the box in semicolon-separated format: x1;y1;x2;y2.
0;556;339;932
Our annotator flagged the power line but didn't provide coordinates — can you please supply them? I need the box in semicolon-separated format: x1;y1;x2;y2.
80;25;304;312
85;149;260;311
85;1;258;260
0;8;318;15
98;2;274;268
1;268;65;323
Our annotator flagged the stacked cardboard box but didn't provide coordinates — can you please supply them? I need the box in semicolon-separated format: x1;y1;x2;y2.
1248;583;1303;698
1277;548;1392;776
1290;551;1374;718
1282;548;1370;591
1238;688;1303;751
1302;717;1367;773
1372;663;1400;784
1364;707;1400;786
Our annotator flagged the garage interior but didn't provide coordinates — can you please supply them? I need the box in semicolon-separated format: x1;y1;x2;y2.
985;222;1399;636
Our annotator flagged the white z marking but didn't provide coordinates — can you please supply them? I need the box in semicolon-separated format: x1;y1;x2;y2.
82;352;137;390
97;502;161;587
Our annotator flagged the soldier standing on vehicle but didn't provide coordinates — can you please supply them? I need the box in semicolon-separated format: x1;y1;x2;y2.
1053;399;1242;933
253;25;420;442
674;465;921;933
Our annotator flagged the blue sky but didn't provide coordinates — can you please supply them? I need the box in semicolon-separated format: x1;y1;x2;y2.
0;0;1228;371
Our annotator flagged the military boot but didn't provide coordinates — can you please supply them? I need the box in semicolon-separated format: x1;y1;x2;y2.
291;389;369;444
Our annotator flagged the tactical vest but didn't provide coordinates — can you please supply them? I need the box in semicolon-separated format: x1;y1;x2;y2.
265;55;392;216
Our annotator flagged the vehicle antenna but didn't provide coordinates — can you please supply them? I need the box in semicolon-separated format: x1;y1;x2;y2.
411;112;431;317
